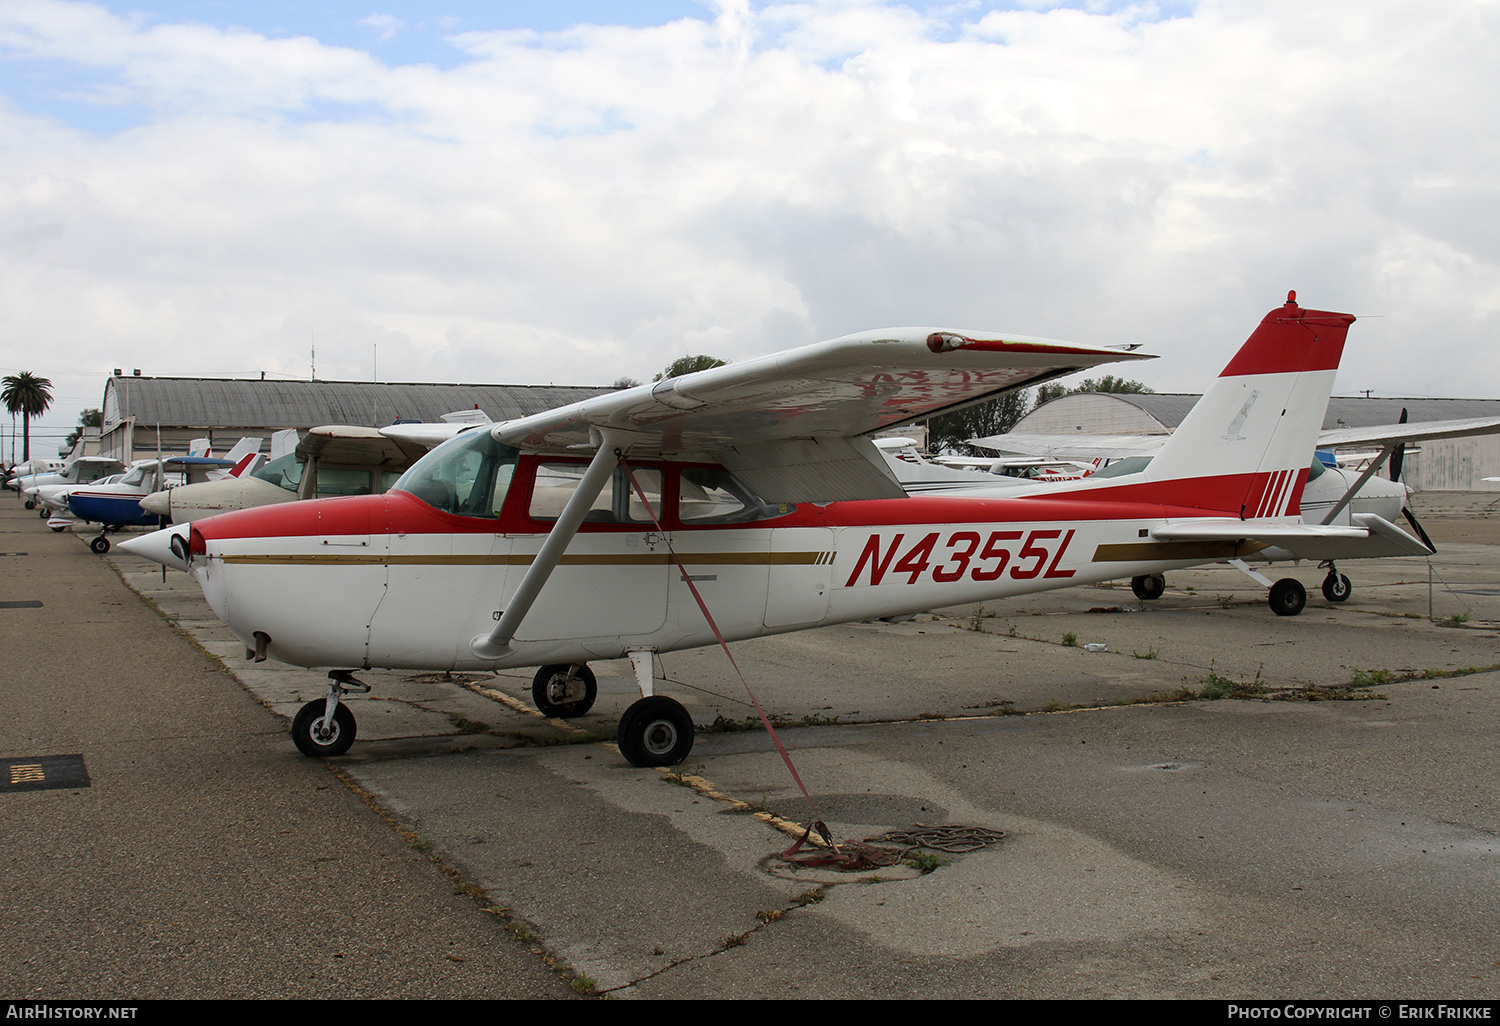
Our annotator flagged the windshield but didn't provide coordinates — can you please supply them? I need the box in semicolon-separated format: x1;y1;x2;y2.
253;453;303;491
392;429;519;518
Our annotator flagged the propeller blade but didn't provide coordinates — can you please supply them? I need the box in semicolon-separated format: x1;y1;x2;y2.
1389;407;1408;481
1403;505;1437;554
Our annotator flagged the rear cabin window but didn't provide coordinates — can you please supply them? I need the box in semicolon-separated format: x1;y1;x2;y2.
678;467;793;524
529;464;665;525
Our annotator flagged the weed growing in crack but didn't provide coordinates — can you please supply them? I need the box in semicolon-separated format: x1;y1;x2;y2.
906;850;949;874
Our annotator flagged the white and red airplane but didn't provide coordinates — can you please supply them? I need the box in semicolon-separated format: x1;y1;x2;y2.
121;293;1363;766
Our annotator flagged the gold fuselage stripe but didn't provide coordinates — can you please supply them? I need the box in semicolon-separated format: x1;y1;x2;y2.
219;550;831;567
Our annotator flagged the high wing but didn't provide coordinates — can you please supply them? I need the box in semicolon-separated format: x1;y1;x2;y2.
297;426;431;471
1316;416;1500;449
976;415;1500;462
477;328;1153;503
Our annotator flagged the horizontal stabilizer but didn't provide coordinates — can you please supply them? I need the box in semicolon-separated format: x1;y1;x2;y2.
1153;513;1434;560
1152;520;1368;547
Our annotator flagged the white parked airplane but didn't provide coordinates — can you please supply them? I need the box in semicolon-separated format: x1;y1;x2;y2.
123;293;1366;766
965;410;1500;606
140;413;489;523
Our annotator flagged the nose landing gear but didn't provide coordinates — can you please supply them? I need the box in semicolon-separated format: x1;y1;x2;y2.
290;670;370;757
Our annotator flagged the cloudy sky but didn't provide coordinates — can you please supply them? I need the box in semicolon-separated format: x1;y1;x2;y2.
1;0;1496;454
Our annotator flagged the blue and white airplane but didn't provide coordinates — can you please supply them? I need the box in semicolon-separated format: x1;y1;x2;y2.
61;439;262;552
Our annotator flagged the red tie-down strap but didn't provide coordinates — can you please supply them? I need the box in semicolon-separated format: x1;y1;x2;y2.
618;454;853;861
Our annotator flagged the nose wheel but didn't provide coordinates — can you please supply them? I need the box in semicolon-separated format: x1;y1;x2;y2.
1321;569;1352;602
290;671;369;757
292;700;357;757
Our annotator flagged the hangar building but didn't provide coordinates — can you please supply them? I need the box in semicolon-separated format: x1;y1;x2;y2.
98;373;612;463
1011;394;1500;491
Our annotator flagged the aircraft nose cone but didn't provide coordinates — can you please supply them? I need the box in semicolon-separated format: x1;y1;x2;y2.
116;524;192;572
140;490;169;516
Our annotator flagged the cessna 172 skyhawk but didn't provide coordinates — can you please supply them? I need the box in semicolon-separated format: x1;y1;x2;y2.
122;293;1363;767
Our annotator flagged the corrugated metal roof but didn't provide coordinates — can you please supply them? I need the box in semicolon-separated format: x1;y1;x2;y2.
103;377;614;431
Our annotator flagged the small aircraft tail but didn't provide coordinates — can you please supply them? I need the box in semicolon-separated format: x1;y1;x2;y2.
269;428;300;462
227;452;263;478
220;437;262;467
1083;292;1354;517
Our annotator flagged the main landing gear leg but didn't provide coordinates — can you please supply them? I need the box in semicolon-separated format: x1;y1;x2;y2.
291;670;370;757
617;649;694;768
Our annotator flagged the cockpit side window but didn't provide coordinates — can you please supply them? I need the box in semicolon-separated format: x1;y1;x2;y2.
392;430;519;518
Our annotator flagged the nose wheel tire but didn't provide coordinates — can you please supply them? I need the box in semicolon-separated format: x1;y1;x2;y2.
1268;578;1306;617
1321;572;1352;602
617;696;694;768
1131;574;1166;600
531;664;598;718
291;699;357;757
90;535;110;554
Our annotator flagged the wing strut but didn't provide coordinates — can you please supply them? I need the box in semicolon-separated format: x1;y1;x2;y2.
470;430;623;659
1319;442;1399;526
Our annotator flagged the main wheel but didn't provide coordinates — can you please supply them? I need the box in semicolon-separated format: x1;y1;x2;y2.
531;664;598;718
1321;572;1352;602
1131;574;1166;600
1269;578;1306;617
291;699;357;757
50;524;64;533
617;696;694;767
90;535;110;554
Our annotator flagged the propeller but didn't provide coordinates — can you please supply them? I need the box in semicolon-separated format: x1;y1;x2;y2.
1389;407;1408;482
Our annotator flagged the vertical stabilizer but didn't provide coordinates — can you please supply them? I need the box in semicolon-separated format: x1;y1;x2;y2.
1087;293;1354;517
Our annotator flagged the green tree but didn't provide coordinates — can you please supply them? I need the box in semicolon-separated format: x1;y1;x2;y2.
654;355;727;382
1035;375;1153;410
2;372;54;462
927;390;1034;456
65;408;103;448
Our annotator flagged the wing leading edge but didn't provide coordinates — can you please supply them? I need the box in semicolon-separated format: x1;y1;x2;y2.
489;329;1152;455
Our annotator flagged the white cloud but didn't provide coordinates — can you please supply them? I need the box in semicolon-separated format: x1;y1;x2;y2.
1;0;1498;442
360;14;405;44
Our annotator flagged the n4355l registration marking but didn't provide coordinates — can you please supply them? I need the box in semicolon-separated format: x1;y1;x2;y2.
845;528;1077;587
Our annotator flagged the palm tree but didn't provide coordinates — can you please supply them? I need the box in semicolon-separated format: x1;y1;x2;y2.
2;372;54;463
